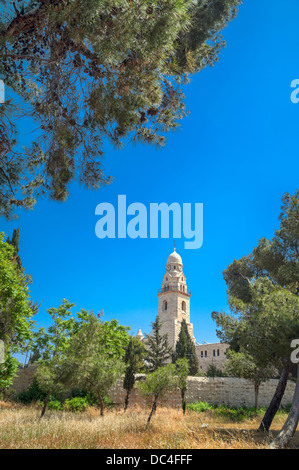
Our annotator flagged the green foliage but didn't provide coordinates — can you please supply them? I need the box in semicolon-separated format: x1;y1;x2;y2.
282;403;292;414
15;377;47;404
33;300;91;399
175;358;189;391
187;401;214;413
213;405;263;422
138;364;179;400
187;401;287;423
0;0;242;218
70;388;113;408
175;357;190;413
173;320;199;376
0;232;34;392
212;191;299;382
0;232;34;349
225;350;273;384
63;397;88;413
206;364;226;378
213;190;299;421
64;313;129;415
139;365;178;427
224;348;273;410
0;353;19;392
6;228;22;271
221;190;299;309
194;369;206;377
47;399;63;411
123;336;146;411
145;315;173;372
70;388;96;405
264;190;299;288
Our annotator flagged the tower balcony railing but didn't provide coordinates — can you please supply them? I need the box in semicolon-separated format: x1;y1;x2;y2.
158;286;191;295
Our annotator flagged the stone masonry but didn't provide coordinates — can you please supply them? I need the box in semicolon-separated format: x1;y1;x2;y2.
196;343;228;373
157;249;195;349
12;368;296;409
110;375;296;409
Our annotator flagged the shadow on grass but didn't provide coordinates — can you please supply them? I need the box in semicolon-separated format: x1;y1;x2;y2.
191;426;299;449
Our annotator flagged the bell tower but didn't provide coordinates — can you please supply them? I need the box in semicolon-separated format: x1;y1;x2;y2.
158;245;195;349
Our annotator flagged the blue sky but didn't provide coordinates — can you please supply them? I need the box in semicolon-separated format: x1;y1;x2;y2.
1;0;299;348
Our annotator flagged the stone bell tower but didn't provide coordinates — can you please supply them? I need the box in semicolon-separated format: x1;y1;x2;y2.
158;245;195;349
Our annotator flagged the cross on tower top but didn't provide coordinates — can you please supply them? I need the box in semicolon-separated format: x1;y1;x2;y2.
173;240;176;252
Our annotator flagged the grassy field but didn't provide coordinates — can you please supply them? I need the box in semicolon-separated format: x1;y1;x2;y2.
0;401;298;449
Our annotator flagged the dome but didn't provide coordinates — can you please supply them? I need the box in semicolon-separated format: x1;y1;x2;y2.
167;250;182;265
136;328;144;340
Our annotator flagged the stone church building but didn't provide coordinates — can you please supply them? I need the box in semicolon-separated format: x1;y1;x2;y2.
136;247;228;373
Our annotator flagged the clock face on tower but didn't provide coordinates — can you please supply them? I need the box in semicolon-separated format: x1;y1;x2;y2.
167;265;171;271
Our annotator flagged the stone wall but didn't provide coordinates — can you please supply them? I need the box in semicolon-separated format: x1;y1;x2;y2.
11;368;296;409
110;375;296;409
185;377;295;408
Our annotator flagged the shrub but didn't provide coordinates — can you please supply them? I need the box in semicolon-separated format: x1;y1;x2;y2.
15;378;47;404
280;403;292;414
213;405;265;422
47;400;63;411
70;388;97;406
186;401;278;422
206;365;226;377
64;397;89;413
70;389;114;409
187;401;214;413
194;370;205;377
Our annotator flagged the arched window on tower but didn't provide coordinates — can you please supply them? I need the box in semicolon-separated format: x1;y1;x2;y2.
182;301;186;312
163;300;167;311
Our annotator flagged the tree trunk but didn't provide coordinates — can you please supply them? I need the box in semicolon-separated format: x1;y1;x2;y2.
97;392;105;417
181;389;186;415
124;390;130;413
270;365;299;449
254;382;259;410
258;363;291;432
39;391;50;420
146;394;159;429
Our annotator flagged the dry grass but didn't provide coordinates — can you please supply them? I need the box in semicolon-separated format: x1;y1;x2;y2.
0;401;297;449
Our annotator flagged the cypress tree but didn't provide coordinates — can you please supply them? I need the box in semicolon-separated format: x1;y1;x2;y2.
7;228;22;271
123;337;146;412
173;320;199;376
145;316;173;372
